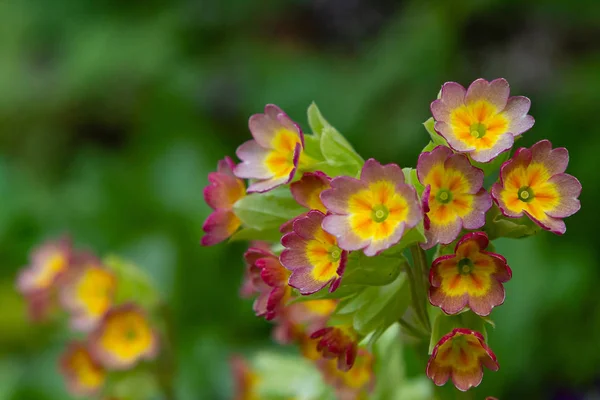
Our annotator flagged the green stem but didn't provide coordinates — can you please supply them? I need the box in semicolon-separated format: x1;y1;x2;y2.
403;258;429;332
410;245;431;332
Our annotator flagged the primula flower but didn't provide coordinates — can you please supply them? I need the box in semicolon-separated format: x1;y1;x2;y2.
291;171;331;213
417;146;492;249
17;237;73;320
491;140;581;234
280;171;332;233
60;255;117;331
244;247;291;321
281;210;347;295
429;232;511;316
202;156;246;246
311;326;358;371
431;78;534;162
235;104;306;193
89;303;159;370
230;355;259;400
317;348;375;400
274;299;338;344
321;159;421;256
60;341;105;396
427;328;499;391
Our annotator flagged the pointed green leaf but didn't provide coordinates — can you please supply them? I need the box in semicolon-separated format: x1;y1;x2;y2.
320;126;363;176
351;272;411;335
402;167;425;196
341;252;402;287
423;117;448;147
307;102;330;138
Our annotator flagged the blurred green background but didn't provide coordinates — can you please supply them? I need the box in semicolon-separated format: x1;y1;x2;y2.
0;0;598;399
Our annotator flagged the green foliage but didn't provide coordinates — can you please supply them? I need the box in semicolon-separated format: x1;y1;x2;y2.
104;255;161;310
423;117;449;147
335;271;411;341
233;187;306;231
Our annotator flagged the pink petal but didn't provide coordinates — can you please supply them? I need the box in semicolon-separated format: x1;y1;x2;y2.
430;82;467;122
465;78;509;111
545;173;581;218
530;140;569;176
503;96;534;135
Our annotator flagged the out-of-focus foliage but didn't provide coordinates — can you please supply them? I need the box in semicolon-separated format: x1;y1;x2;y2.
0;0;598;399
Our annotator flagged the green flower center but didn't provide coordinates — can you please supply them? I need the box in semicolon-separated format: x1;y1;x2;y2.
436;189;453;204
371;205;389;223
457;258;474;275
470;122;487;138
518;186;535;203
328;246;342;262
125;327;137;341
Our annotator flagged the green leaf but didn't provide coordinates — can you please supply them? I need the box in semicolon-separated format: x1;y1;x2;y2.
229;227;283;243
233;187;306;231
320;126;363;176
307;102;330;138
402;167;425;196
394;223;426;250
421;140;437;154
372;324;405;398
341;252;402;287
350;272;411;336
423;117;448;147
253;351;329;399
289;284;361;302
484;204;541;240
302;134;325;161
104;255;161;310
470;148;511;176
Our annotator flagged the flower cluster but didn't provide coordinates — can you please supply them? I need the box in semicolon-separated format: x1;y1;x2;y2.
16;238;161;398
201;78;580;396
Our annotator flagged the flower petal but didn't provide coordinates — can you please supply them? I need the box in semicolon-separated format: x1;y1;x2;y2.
465;78;509;111
503;96;534;135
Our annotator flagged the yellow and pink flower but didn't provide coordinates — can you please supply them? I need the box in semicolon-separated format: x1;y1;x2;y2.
235;104;305;193
273;299;338;344
491;140;581;235
310;326;358;372
316;348;375;400
429;232;511;316
427;328;499;391
417;146;492;249
60;254;117;331
431;78;534;162
88;303;159;370
60;341;106;396
230;355;259;400
291;171;331;213
321;159;421;256
243;247;291;321
280;171;332;233
202;156;246;246
16;237;74;321
281;210;347;295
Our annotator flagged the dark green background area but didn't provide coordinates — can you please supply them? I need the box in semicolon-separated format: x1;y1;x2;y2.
0;0;598;399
